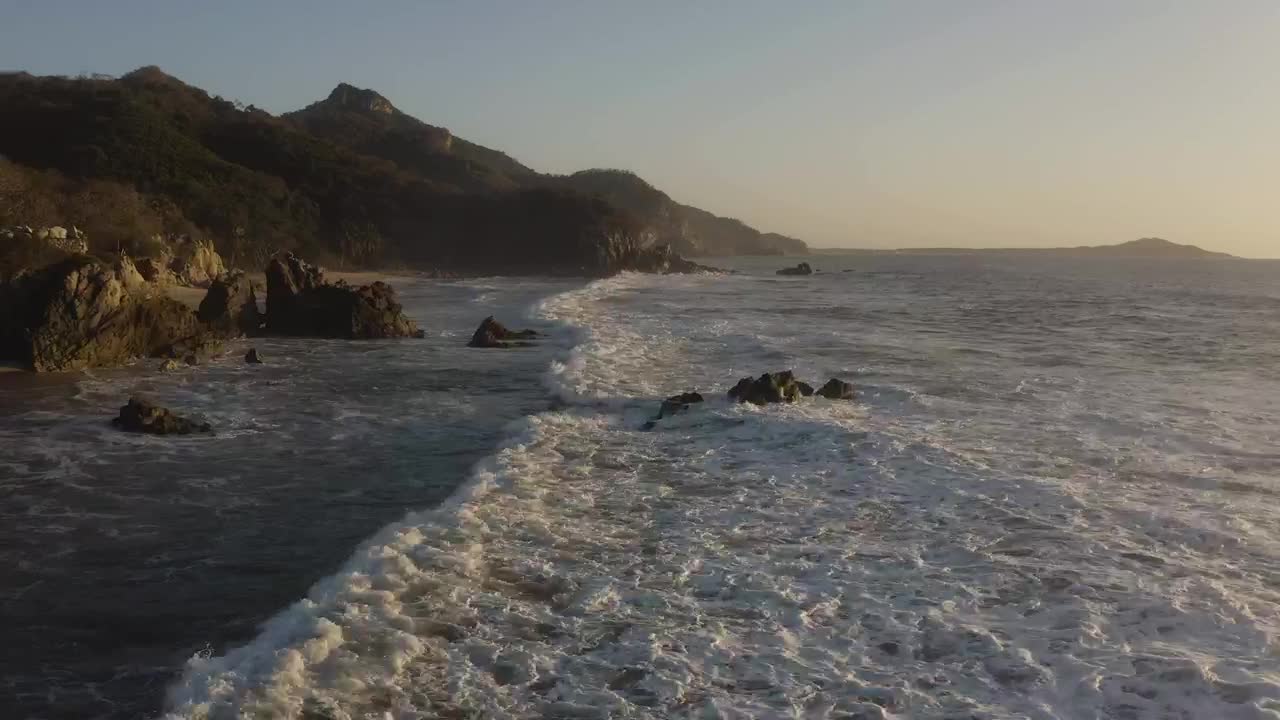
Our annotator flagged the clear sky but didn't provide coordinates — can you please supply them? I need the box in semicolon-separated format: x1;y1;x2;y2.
2;0;1278;257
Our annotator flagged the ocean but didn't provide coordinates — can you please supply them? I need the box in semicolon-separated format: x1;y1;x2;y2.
2;254;1279;719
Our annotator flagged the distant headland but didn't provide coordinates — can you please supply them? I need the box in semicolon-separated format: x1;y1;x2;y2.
813;238;1236;259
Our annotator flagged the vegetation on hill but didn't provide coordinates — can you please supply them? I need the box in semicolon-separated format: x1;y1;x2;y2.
0;68;803;274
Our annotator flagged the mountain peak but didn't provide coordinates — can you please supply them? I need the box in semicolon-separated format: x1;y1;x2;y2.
325;83;396;114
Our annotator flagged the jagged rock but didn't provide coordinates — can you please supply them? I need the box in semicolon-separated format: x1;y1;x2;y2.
197;271;262;337
642;391;705;430
468;316;538;348
159;358;182;372
796;380;815;397
728;371;809;405
168;238;225;287
112;254;147;292
816;378;855;400
264;253;423;339
111;397;210;435
0;256;210;372
244;348;262;364
776;262;813;276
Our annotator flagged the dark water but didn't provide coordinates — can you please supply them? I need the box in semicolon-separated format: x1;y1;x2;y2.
0;278;578;719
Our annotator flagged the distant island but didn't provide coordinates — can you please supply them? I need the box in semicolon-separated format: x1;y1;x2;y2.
812;238;1235;259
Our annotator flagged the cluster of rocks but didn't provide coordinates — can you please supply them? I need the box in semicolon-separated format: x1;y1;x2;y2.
1;225;89;255
111;397;210;435
0;250;424;373
264;253;423;339
468;316;539;348
643;371;855;429
776;262;814;276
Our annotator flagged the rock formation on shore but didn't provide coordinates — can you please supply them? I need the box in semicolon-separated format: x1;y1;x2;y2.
0;256;209;372
197;270;262;337
264;253;423;339
468;316;539;348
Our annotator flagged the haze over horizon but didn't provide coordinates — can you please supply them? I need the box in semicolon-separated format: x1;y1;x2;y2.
3;0;1277;258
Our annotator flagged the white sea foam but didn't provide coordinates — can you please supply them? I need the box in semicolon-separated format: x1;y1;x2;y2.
163;272;1280;719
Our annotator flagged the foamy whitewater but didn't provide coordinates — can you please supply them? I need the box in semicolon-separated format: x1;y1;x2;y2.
147;255;1280;719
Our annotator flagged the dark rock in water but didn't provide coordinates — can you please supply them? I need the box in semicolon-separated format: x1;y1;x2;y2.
158;334;224;366
643;391;705;430
197;270;262;337
0;256;212;372
796;380;815;397
776;262;813;276
817;378;855;400
111;397;210;435
264;253;424;339
468;316;538;348
244;348;263;364
728;371;809;405
659;391;704;418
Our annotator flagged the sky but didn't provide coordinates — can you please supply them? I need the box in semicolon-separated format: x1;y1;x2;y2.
2;0;1278;258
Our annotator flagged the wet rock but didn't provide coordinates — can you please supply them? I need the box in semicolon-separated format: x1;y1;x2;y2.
158;334;224;366
158;358;182;372
0;256;210;372
796;380;815;397
264;253;424;339
776;262;813;276
111;397;210;435
244;347;263;364
642;391;704;430
468;315;538;348
728;371;809;405
817;378;855;400
197;270;262;337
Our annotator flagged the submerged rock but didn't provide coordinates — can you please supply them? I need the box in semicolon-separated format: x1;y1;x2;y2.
0;256;210;372
728;371;809;405
817;378;855;400
197;270;262;337
264;253;424;339
642;391;705;430
776;262;813;276
111;397;210;435
468;316;539;348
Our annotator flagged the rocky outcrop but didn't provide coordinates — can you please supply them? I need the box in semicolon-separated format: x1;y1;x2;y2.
111;397;210;435
816;378;855;400
727;371;854;404
197;270;262;337
468;316;538;348
728;371;810;405
776;262;813;276
0;256;210;372
244;348;263;364
264;253;424;339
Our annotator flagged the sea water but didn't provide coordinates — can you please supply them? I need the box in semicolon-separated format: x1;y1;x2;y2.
4;255;1280;719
